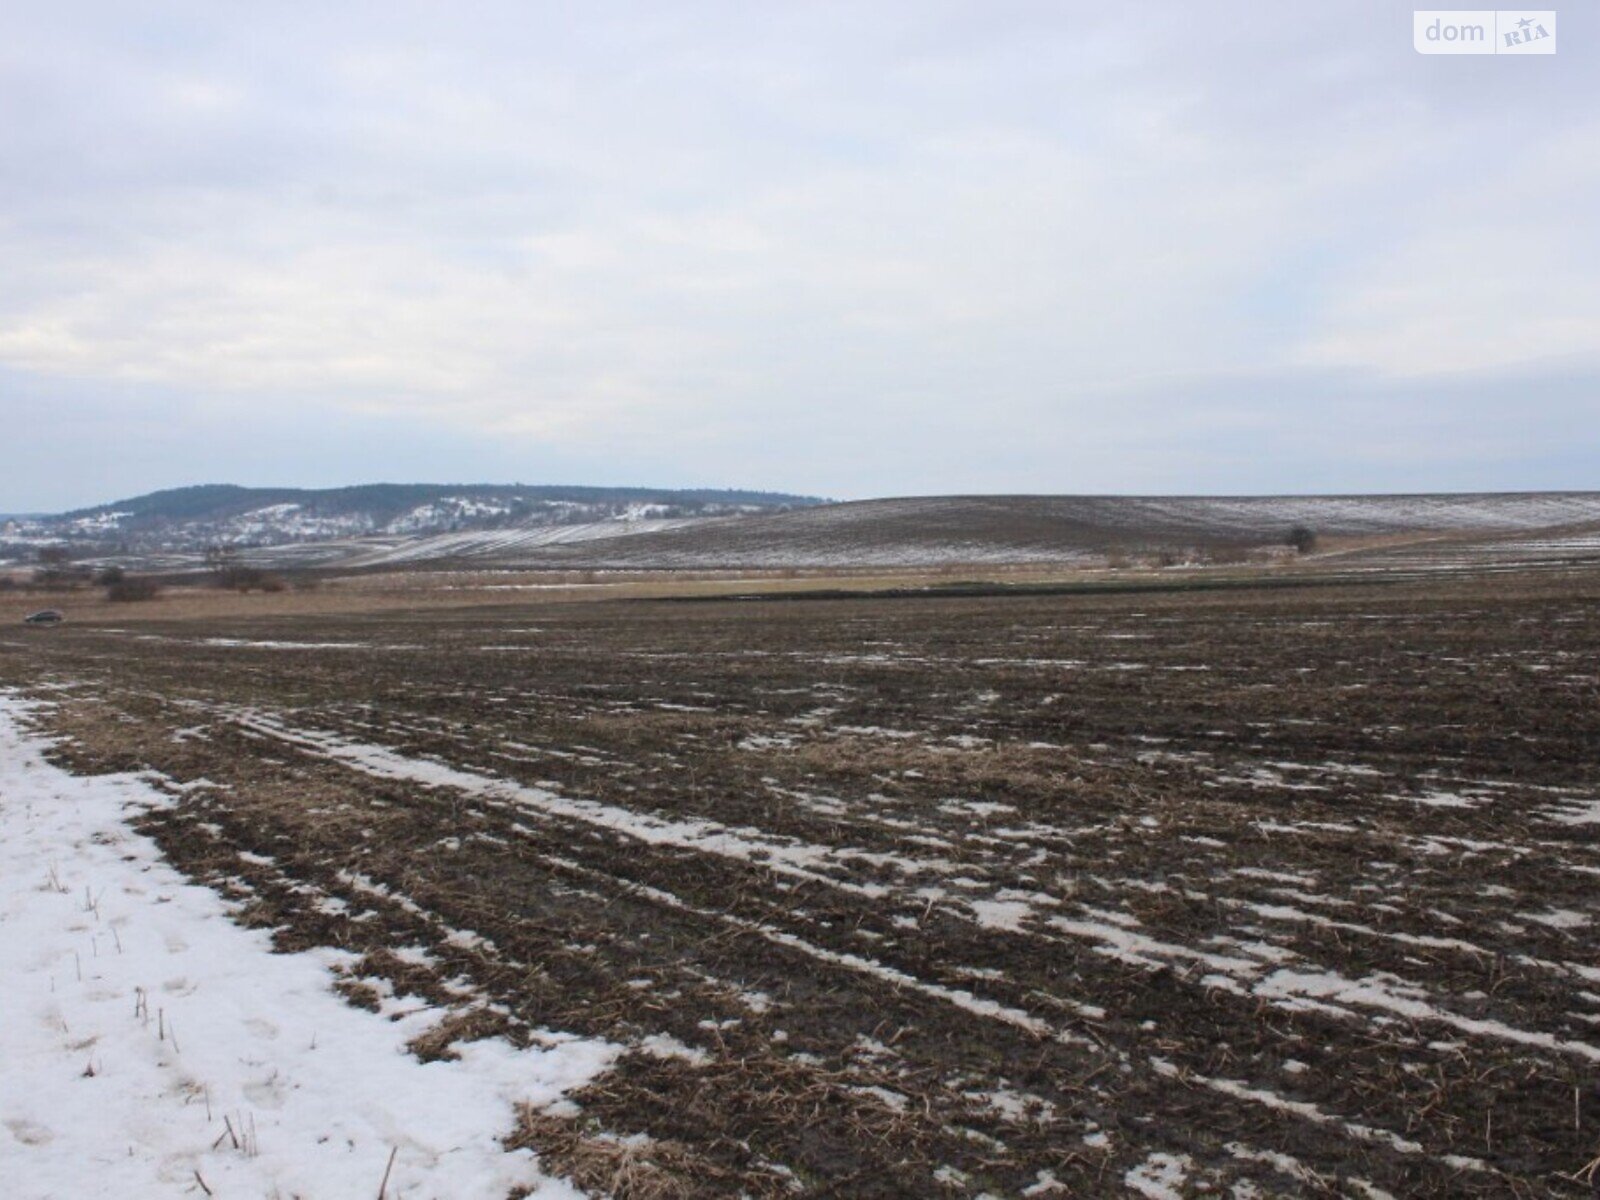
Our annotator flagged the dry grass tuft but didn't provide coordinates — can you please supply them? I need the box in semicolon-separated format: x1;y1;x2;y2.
510;1109;725;1200
407;1006;513;1062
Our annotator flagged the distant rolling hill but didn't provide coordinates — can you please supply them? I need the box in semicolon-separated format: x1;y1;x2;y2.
242;491;1600;572
0;483;824;566
8;489;1600;574
484;493;1600;570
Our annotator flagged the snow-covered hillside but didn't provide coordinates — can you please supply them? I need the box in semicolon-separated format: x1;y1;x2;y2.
413;493;1600;570
10;490;1600;574
0;483;821;567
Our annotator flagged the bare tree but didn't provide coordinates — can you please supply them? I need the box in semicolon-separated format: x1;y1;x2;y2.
204;544;251;588
34;545;84;588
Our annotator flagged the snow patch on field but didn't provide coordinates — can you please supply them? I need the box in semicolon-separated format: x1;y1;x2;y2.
1403;789;1479;810
0;694;615;1199
1521;908;1590;930
200;638;388;650
1124;1151;1192;1198
1543;799;1600;826
968;898;1036;931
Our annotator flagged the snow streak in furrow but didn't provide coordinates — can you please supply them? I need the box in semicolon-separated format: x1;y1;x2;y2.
1149;1060;1491;1174
224;708;941;900
215;708;1070;1040
214;704;1526;1177
1045;912;1600;1065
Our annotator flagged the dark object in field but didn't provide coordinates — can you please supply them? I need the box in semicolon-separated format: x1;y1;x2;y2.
22;609;64;625
206;548;286;593
107;578;162;602
1287;523;1318;554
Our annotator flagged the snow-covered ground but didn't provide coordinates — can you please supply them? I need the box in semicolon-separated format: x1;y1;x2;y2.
334;517;710;568
0;693;615;1199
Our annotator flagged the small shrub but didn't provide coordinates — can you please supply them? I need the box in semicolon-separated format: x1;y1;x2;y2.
216;565;263;591
107;578;162;602
96;566;126;585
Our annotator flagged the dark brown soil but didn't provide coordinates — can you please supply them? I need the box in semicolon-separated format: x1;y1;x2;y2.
3;567;1598;1196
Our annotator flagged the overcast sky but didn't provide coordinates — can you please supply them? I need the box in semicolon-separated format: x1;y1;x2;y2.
1;1;1595;510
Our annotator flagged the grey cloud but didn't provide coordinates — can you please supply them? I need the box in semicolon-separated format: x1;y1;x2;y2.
1;1;1595;509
